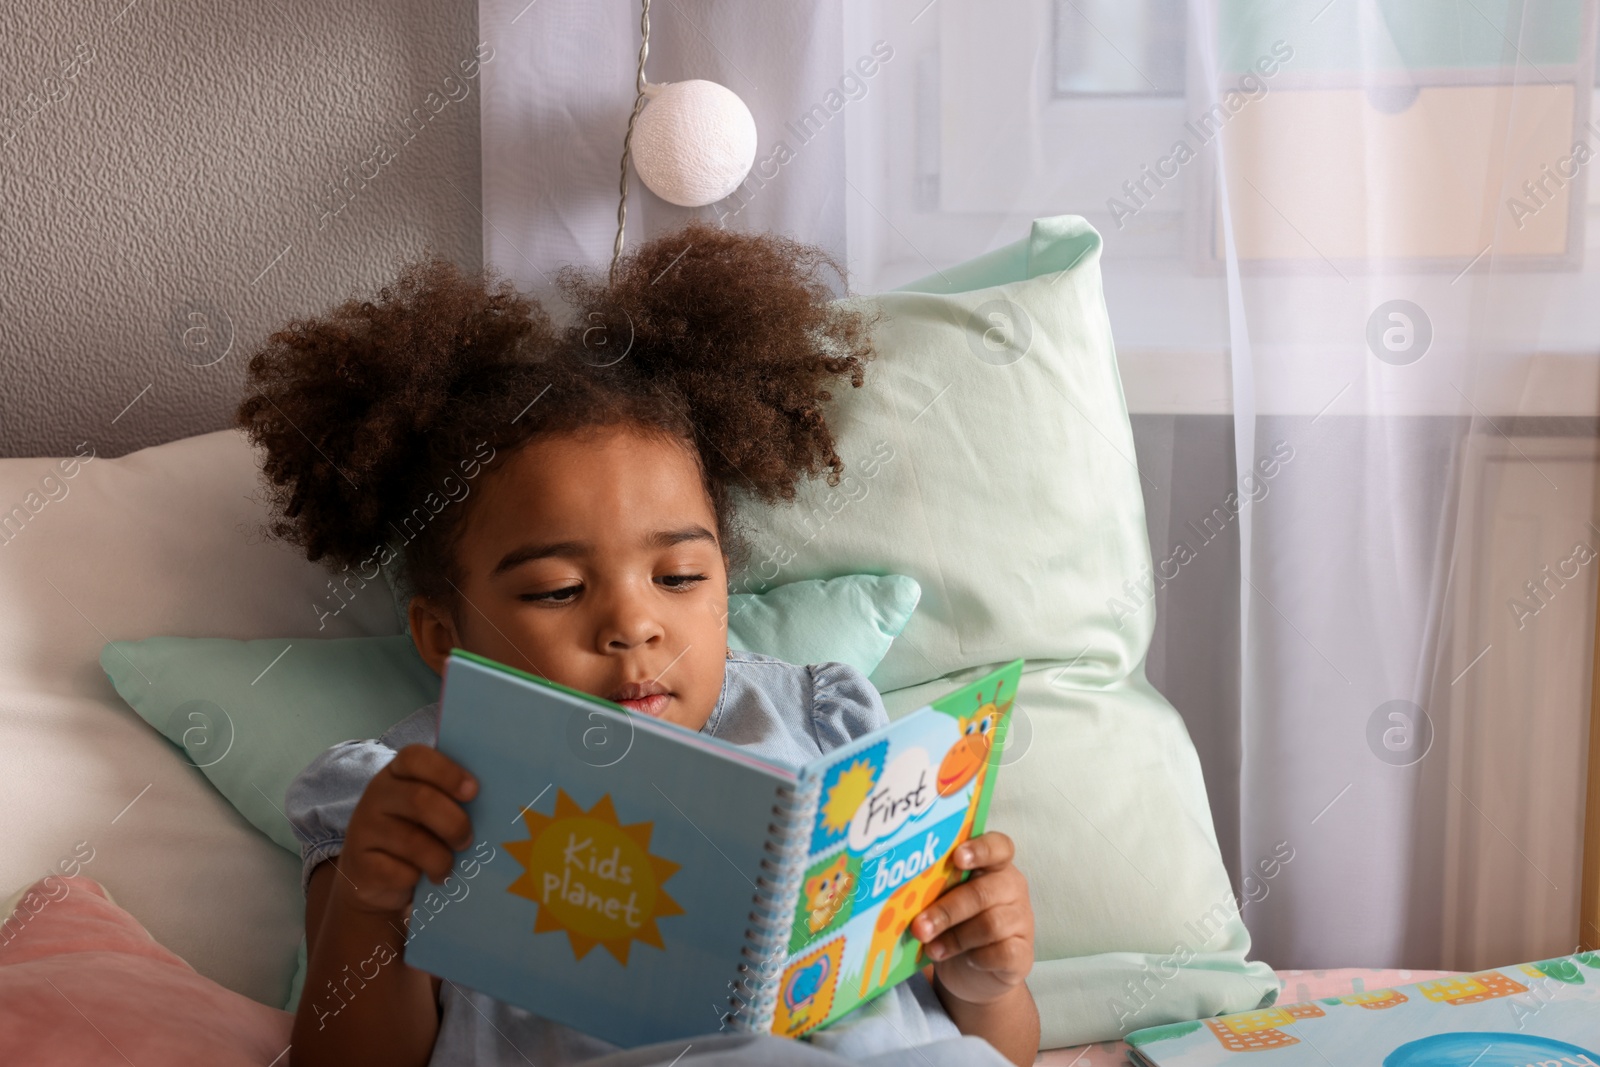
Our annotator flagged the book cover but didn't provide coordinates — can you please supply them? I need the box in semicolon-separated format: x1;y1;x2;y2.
766;657;1022;1038
402;651;799;1048
1124;955;1600;1067
403;649;1024;1047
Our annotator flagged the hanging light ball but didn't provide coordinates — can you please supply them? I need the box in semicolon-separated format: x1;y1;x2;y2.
630;79;757;208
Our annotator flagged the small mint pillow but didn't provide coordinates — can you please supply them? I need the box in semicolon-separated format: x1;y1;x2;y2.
100;573;920;855
727;573;919;677
102;634;438;854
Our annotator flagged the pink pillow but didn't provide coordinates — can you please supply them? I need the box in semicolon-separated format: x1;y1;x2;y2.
0;876;292;1066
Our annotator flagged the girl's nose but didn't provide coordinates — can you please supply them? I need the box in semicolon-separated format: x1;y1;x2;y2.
598;595;665;652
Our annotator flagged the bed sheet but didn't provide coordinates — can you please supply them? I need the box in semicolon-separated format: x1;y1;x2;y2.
1032;968;1460;1066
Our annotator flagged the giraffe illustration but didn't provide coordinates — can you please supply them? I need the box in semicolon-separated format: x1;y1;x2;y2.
858;684;1013;996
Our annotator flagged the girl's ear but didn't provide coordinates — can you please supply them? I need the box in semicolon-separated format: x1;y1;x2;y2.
408;595;460;676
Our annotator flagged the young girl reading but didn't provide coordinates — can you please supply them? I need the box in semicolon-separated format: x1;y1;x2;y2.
239;222;1039;1067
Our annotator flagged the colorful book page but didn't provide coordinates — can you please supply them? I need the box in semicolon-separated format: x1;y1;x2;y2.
769;658;1023;1038
1125;955;1600;1067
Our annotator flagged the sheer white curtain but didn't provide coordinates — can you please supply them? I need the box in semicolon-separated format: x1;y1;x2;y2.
480;0;1600;970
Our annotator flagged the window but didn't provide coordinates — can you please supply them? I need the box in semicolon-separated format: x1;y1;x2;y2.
1053;0;1186;97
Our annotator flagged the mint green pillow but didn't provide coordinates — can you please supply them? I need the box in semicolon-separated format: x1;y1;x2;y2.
100;573;919;855
725;216;1277;1047
106;633;433;854
727;573;919;674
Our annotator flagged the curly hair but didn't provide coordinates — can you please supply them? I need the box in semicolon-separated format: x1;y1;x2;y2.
236;220;878;608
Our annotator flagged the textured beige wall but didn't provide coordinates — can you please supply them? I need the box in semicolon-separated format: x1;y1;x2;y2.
0;0;483;458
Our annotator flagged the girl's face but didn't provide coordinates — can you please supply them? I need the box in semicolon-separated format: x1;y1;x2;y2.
409;424;730;733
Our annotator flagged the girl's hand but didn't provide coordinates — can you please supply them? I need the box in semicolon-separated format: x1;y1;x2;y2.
912;831;1034;1007
335;744;478;916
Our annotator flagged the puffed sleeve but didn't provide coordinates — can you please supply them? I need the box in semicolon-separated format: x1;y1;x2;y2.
807;660;891;755
282;703;440;895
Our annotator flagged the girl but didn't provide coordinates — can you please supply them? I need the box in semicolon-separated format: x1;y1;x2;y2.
239;222;1039;1067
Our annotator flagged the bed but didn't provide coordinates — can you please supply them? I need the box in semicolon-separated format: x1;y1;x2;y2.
0;424;1486;1067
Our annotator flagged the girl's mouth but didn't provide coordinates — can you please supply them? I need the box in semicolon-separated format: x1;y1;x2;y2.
616;693;670;718
609;680;672;718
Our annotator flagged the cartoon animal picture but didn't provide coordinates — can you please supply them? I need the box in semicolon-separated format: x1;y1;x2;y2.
859;687;1013;995
935;683;1013;796
785;955;831;1013
771;938;843;1038
804;854;855;934
857;857;958;996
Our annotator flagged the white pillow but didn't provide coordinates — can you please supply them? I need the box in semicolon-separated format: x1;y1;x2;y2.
0;429;398;1006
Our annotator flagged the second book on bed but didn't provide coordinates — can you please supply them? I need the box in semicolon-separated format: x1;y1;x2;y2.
401;649;1023;1047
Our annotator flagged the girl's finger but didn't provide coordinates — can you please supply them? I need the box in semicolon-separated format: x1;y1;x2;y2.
388;744;478;802
369;820;458;884
376;778;474;852
912;866;1022;942
953;831;1014;871
922;903;1026;962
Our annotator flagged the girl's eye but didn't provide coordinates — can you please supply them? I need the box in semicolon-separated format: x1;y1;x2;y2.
520;586;580;603
519;575;707;602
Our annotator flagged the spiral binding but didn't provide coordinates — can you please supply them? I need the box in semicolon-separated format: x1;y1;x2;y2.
721;776;821;1032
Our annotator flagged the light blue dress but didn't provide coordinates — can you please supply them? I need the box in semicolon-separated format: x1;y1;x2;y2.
284;649;1014;1067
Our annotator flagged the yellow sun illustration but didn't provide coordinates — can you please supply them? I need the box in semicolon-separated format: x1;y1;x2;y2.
504;790;683;965
819;759;878;836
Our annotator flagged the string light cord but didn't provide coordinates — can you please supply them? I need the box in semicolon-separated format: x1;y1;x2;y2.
610;0;653;285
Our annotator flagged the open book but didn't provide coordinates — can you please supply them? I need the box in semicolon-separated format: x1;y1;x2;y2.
402;649;1024;1047
1125;954;1600;1066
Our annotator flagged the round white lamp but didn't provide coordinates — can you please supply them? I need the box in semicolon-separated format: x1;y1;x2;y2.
631;79;757;208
